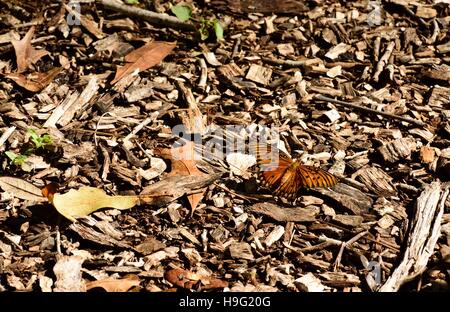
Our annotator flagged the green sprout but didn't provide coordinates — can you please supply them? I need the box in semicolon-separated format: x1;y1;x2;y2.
4;128;54;172
171;4;224;41
5;151;28;166
28;128;52;149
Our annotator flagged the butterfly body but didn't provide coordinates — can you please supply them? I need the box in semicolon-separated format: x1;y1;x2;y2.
252;143;338;200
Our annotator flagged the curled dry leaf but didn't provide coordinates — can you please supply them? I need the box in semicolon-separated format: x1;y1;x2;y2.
85;274;141;292
157;141;210;214
11;26;49;73
6;67;63;92
111;41;176;84
164;268;228;290
0;177;46;202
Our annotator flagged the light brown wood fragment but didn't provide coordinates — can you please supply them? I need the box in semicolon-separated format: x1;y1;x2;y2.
229;242;254;260
355;166;396;196
333;215;364;228
420;146;435;164
313;183;373;215
377;138;414;163
249;202;317;222
246;64;272;86
380;182;448;292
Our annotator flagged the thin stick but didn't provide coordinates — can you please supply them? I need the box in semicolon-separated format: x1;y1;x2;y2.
262;57;321;68
373;41;395;82
315;94;425;127
334;230;369;271
100;0;195;32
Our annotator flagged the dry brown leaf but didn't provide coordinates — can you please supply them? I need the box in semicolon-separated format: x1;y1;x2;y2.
11;26;49;73
85;275;141;292
6;67;63;92
111;41;176;85
164;268;228;290
0;177;46;202
158;141;208;214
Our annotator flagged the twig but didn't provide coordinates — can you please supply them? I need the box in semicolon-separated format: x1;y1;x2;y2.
427;19;440;45
56;226;62;255
373;41;395;82
334;230;369;271
262;57;321;68
315;94;426;127
373;37;381;62
232;36;241;58
198;58;208;89
100;0;195;32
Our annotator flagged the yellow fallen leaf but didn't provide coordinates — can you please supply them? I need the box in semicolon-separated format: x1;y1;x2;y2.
52;186;139;222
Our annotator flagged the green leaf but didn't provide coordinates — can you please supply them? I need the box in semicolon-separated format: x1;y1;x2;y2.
5;151;28;166
199;25;210;40
28;128;40;145
124;0;139;4
213;20;224;40
5;151;18;161
171;4;192;22
41;134;52;145
27;128;52;149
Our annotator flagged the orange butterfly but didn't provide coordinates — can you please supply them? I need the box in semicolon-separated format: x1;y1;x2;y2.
251;142;338;200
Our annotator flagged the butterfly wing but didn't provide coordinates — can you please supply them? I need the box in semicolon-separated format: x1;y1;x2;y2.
271;165;303;200
296;165;339;189
252;143;293;192
252;142;339;200
272;163;339;200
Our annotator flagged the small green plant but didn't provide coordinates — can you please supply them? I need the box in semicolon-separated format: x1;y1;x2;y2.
5;151;28;166
28;128;52;149
124;0;139;4
4;128;53;171
171;4;192;22
198;18;223;41
171;4;224;41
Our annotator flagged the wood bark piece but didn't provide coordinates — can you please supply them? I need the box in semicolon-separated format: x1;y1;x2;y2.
100;0;195;32
354;166;396;196
140;173;222;206
312;183;373;215
379;181;449;292
44;78;98;128
229;242;254;260
315;95;426;127
378;138;414;163
246;64;272;86
249;202;318;222
210;0;308;14
69;222;131;248
64;4;104;39
373;41;395;82
53;255;86;292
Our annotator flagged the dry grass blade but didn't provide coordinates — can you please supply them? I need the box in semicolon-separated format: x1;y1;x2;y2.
0;177;46;202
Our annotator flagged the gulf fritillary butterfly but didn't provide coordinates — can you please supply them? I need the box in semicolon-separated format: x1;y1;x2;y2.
251;142;338;200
